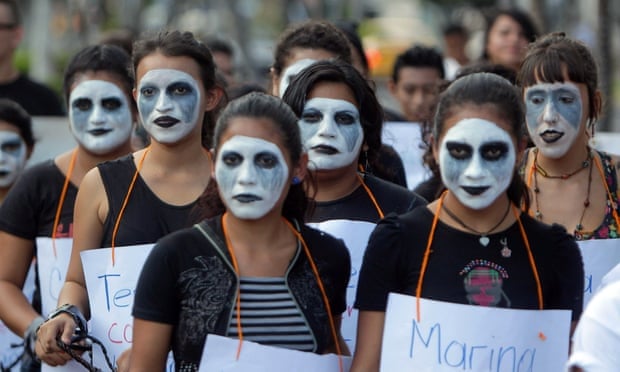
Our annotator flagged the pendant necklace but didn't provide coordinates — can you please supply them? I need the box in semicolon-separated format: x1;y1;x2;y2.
442;201;511;248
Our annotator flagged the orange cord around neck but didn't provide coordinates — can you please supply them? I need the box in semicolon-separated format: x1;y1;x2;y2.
525;150;620;229
110;147;150;265
51;149;78;257
415;191;543;322
356;173;384;219
221;213;344;371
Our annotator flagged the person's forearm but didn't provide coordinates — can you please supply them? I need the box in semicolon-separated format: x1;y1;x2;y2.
56;280;91;320
0;281;41;336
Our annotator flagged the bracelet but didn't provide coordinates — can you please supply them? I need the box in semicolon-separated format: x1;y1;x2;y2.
47;304;88;336
23;316;45;358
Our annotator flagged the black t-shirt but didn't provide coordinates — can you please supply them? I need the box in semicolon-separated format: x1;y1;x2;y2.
309;173;426;223
355;206;584;320
0;75;65;116
98;155;199;247
0;160;75;239
132;217;350;370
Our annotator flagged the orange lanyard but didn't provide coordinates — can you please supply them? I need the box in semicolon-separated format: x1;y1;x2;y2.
51;149;77;257
525;151;620;227
356;173;384;219
110;147;150;265
415;191;543;321
221;213;344;371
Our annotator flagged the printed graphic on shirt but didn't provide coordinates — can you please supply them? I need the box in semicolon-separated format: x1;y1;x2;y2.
460;259;511;307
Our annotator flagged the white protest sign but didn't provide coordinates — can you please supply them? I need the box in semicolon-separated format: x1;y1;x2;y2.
381;293;571;372
81;244;173;371
577;238;620;306
308;219;374;352
382;121;431;189
0;263;35;371
199;334;351;372
36;238;73;316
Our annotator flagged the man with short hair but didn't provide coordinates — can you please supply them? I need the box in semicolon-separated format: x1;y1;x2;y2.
388;45;444;124
0;0;64;116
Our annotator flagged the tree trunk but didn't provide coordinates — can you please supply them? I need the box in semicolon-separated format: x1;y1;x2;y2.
598;0;612;131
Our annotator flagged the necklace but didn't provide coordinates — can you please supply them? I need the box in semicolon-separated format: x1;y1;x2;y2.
442;200;511;247
532;149;593;233
534;148;592;179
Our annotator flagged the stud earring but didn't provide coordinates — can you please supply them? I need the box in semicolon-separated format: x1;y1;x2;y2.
292;176;302;185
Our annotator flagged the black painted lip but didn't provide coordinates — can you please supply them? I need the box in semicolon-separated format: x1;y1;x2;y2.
233;194;262;203
311;144;339;155
88;128;113;136
540;130;564;144
461;186;489;196
154;116;180;128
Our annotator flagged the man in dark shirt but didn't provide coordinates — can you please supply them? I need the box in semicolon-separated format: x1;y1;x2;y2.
0;0;64;116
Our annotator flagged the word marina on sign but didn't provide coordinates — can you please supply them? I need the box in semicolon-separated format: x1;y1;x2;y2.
409;320;536;371
98;273;135;311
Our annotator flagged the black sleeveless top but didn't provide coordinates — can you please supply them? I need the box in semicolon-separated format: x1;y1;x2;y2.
98;154;199;247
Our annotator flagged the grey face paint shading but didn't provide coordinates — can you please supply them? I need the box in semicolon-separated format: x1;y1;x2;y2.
298;97;363;170
525;84;582;132
0;131;27;188
215;135;289;219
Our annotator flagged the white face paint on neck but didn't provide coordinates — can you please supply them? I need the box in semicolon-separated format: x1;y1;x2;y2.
69;80;133;155
137;69;202;144
0;130;27;188
439;118;516;210
278;59;316;98
215;135;289;219
298;97;363;171
524;82;583;159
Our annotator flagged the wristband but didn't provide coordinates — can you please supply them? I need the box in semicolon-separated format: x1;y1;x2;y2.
23;316;45;357
47;304;88;336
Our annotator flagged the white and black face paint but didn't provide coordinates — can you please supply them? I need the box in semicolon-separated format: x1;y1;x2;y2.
137;69;201;144
215;135;289;219
524;82;583;159
69;80;133;155
0;131;27;188
299;97;363;171
439;118;516;210
278;58;316;98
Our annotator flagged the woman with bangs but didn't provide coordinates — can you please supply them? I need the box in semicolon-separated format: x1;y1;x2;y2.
517;32;620;240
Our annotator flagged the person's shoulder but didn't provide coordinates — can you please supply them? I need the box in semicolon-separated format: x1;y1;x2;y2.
16;75;57;94
16;159;60;185
97;153;135;171
364;173;427;211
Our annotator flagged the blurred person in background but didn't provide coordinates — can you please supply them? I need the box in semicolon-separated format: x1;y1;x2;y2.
480;8;538;73
442;23;470;80
388;45;445;125
0;0;64;116
0;98;33;204
204;36;237;88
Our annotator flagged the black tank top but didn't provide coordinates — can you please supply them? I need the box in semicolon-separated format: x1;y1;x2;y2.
98;154;199;247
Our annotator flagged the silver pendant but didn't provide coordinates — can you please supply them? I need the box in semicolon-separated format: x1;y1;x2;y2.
500;237;511;258
479;236;490;246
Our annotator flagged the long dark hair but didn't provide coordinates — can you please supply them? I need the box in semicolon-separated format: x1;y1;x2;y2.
282;59;385;175
195;92;308;222
434;72;530;210
132;30;225;147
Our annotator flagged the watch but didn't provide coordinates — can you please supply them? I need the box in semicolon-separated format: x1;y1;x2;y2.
47;304;88;336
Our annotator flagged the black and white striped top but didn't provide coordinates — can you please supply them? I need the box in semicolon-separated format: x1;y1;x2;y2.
227;277;315;352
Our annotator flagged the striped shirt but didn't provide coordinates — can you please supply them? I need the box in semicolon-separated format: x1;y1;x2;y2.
227;277;315;352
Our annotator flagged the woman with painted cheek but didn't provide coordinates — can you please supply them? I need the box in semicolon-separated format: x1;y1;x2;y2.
271;20;408;188
518;32;620;240
351;73;583;372
35;30;224;367
0;44;135;370
129;92;350;371
282;60;426;353
0;99;34;204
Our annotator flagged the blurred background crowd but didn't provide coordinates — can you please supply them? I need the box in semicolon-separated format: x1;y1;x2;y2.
11;0;620;130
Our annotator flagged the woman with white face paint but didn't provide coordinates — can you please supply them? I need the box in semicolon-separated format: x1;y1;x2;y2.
0;44;135;370
35;31;224;367
272;20;408;188
517;32;620;240
0;99;33;203
282;60;426;352
351;73;584;372
128;93;350;371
